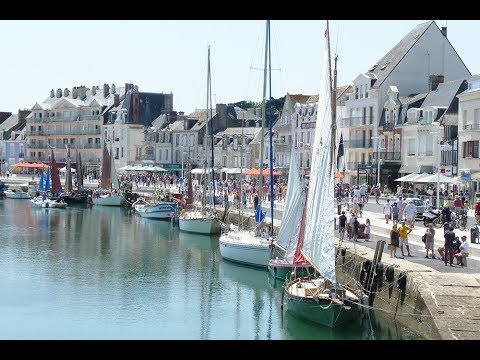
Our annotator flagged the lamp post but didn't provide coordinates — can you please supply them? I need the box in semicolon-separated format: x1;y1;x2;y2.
430;131;441;209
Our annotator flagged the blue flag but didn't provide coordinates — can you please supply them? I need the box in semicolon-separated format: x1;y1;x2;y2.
337;132;345;171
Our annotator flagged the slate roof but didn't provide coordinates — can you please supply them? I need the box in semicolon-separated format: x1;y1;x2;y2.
0;114;20;131
215;127;261;137
399;93;428;105
421;79;467;109
369;21;434;89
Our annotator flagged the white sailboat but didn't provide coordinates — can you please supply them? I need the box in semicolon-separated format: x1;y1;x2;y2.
283;21;362;328
218;20;275;268
179;46;221;235
268;147;313;280
92;138;125;206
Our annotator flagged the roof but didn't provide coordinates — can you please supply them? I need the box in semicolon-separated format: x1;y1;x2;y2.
215;127;261;137
304;86;351;104
288;94;311;104
369;21;434;89
399;93;428;105
0;114;20;131
421;79;467;109
233;107;261;121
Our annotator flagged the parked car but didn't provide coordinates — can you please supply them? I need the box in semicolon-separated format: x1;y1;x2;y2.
406;198;426;220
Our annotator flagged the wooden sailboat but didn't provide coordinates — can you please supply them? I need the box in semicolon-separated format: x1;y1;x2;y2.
92;138;125;206
218;20;275;268
179;45;221;235
59;146;88;204
283;21;362;328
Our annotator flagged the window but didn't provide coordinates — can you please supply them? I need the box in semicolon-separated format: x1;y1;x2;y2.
121;147;124;158
463;141;479;158
408;139;416;156
223;156;227;167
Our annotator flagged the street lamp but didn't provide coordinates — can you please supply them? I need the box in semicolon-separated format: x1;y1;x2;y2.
373;136;386;187
430;131;441;209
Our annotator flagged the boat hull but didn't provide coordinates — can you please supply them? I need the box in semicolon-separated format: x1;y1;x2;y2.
31;197;67;209
5;191;30;199
284;280;361;328
219;232;272;268
179;216;221;234
135;202;177;219
267;259;313;281
92;194;125;206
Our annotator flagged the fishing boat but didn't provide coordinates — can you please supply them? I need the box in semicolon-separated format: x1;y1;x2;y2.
4;185;30;199
92;138;125;206
283;21;362;328
59;146;89;204
133;196;178;220
30;161;67;209
268;148;313;280
218;20;276;268
179;46;221;235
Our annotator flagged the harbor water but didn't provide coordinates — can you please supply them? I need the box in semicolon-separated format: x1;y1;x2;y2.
0;199;420;339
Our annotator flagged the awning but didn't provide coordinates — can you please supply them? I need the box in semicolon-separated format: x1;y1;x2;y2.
244;168;282;176
191;168;219;174
395;172;430;182
59;166;76;173
415;173;461;184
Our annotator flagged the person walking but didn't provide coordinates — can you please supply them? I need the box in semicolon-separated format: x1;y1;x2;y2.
389;223;400;258
398;221;413;257
391;202;400;225
403;200;417;228
383;199;392;224
424;224;436;259
443;226;456;267
348;213;355;240
338;211;347;241
352;217;360;242
375;186;380;204
364;218;371;242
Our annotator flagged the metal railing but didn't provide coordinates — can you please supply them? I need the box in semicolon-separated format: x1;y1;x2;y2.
345;139;373;149
463;123;480;130
373;151;401;161
339;116;373;127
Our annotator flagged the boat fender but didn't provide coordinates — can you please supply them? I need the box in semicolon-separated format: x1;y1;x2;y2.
396;271;407;290
341;247;347;257
359;259;371;283
374;262;384;289
384;265;395;283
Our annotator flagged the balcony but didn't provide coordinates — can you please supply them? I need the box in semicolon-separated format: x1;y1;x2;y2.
136;154;156;161
347;162;374;171
383;123;394;132
82;143;101;149
345;139;373;149
464;123;480;130
373;151;401;161
339;116;373;127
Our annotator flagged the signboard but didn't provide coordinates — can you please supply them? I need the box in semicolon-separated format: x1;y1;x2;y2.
301;122;316;129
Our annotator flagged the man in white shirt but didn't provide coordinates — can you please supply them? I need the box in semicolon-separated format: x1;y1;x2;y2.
404;200;417;228
454;235;469;266
383;199;392;224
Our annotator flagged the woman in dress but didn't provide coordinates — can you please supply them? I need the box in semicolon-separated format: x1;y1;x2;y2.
364;218;371;242
389;223;400;258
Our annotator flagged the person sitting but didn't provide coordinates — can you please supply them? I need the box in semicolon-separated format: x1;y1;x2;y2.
454;235;470;266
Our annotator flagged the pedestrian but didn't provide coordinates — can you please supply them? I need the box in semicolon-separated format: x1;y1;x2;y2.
423;224;436;259
353;217;359;242
398;220;413;257
338;211;347;241
364;218;371;242
375;186;380;204
403;200;416;228
253;192;259;210
442;226;456;266
389;223;400;258
383;199;392;224
391;202;399;225
348;213;355;240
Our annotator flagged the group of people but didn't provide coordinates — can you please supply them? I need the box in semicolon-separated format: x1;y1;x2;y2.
383;198;417;227
338;211;371;243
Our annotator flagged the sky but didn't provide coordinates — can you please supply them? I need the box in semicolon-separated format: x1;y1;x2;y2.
0;20;478;115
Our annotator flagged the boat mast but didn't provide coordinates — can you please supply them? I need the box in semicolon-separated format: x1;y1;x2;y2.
202;46;210;212
208;46;216;211
267;20;275;237
259;20;269;209
327;20;337;175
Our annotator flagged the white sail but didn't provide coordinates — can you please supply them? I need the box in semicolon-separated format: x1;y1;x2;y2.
301;43;336;283
276;148;304;262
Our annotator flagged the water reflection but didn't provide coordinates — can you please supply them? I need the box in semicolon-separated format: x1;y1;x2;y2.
0;200;421;339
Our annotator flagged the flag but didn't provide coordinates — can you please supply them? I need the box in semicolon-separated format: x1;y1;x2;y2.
324;29;328;38
337;132;344;171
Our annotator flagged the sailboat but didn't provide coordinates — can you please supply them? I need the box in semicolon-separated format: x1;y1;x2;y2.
179;45;221;235
92;138;125;206
218;20;275;268
283;21;362;328
31;151;67;209
59;146;89;204
267;147;313;280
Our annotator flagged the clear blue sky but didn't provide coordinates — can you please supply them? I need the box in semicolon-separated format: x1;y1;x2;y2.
0;20;477;115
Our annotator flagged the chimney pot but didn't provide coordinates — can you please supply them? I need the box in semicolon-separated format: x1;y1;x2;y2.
56;88;63;98
441;26;447;37
50;89;55;98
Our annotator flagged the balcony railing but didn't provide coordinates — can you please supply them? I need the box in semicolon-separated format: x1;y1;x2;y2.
28;115;102;123
373;151;401;161
136;154;156;160
383;123;394;132
26;130;44;136
345;139;373;149
339;116;373;127
464;123;480;130
347;162;374;171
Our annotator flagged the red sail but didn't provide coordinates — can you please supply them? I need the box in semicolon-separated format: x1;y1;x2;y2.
50;150;63;195
293;193;308;265
65;145;73;193
76;151;83;189
100;139;111;189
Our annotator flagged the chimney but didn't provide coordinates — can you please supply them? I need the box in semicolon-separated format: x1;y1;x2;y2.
441;27;447;37
72;87;78;99
56;88;63;98
64;88;70;97
125;83;133;93
103;83;110;98
50;89;55;98
133;92;139;124
91;86;96;96
428;74;445;91
111;84;116;94
18;109;31;123
114;94;120;107
78;86;89;100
